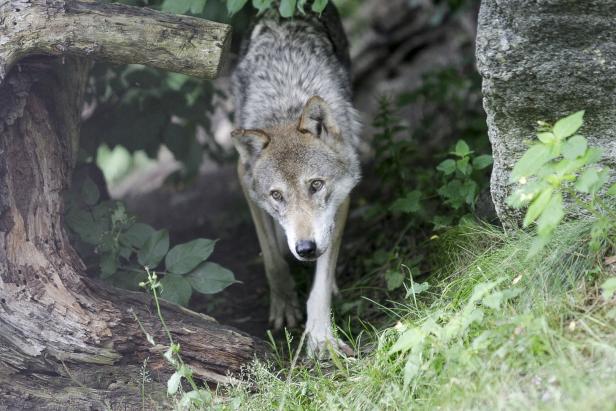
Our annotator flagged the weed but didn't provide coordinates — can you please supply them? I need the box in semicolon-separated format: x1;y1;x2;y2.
136;267;214;409
222;220;616;410
65;175;237;306
507;111;616;258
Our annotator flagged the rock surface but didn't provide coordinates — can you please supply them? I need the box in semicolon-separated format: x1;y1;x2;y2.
476;0;616;228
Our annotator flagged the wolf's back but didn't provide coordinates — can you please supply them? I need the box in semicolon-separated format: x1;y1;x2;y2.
232;4;360;147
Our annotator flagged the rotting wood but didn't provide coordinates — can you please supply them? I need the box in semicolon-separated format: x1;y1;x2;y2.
0;2;266;409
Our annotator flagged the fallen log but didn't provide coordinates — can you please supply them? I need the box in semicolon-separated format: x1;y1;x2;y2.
0;1;266;408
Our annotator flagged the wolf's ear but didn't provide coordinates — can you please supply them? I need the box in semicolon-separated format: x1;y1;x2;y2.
231;128;270;164
298;96;341;141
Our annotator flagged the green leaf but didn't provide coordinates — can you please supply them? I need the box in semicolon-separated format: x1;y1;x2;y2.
536;192;564;237
403;350;422;390
385;270;405;291
506;180;544;208
482;291;504;310
121;223;156;249
162;0;192;14
584;147;603;164
561;135;587;160
389;328;424;355
436;159;456;175
66;208;108;245
575;167;600;193
160;275;193;306
432;214;454;230
252;0;273;13
608;183;616;196
187;262;237;294
590;217;611;252
406;281;430;298
167;371;182;395
81;176;100;206
190;0;207;14
179;390;212;408
164;345;178;366
523;187;553;227
311;0;328;13
137;229;169;268
553;110;584;140
389;190;422;214
456;157;471;175
438;179;465;209
119;245;132;260
178;364;193;379
227;0;249;15
472;154;493;170
527;234;551;259
468;281;502;305
100;253;118;279
165;238;216;275
110;204;128;227
575;167;609;194
296;0;307;13
537;132;556;144
601;278;616;300
454;140;470;157
279;0;296;17
509;144;556;183
461;179;478;206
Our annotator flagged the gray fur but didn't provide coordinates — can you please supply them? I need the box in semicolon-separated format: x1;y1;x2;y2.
231;5;361;356
232;8;361;148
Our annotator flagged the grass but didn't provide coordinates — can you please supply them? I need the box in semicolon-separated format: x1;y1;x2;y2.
216;219;616;410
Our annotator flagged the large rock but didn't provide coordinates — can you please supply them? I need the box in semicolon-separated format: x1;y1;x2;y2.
476;0;616;228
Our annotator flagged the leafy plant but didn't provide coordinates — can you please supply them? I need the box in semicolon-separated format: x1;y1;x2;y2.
436;139;492;211
223;220;616;410
337;66;491;317
135;267;214;408
65;173;237;306
358;97;491;292
507;110;616;257
83;64;225;183
388;278;521;390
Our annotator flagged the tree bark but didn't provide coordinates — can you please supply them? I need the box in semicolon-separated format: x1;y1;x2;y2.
0;2;266;409
0;0;231;82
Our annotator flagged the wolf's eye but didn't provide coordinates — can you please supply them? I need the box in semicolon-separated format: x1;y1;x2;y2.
310;179;324;193
270;190;283;201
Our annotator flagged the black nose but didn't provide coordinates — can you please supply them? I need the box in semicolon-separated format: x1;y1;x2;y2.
296;240;317;258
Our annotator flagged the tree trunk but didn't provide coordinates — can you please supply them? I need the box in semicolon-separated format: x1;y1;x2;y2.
0;2;266;409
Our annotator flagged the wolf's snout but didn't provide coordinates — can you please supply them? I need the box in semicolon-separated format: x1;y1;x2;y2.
296;240;317;259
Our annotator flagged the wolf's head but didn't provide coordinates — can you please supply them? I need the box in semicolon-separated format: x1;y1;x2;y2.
232;96;360;262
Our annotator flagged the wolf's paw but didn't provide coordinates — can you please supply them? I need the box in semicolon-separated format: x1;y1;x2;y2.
306;330;354;358
269;291;302;330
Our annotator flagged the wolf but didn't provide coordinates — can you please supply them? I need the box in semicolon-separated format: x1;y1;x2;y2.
231;4;361;356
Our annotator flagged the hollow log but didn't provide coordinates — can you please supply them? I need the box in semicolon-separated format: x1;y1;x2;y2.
0;2;265;409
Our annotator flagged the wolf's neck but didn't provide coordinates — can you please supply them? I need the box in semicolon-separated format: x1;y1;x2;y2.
234;18;356;138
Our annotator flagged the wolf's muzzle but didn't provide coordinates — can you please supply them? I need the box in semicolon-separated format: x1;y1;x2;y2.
296;240;317;259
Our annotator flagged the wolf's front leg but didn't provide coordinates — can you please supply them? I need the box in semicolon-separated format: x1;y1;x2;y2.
243;190;302;330
305;198;353;357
